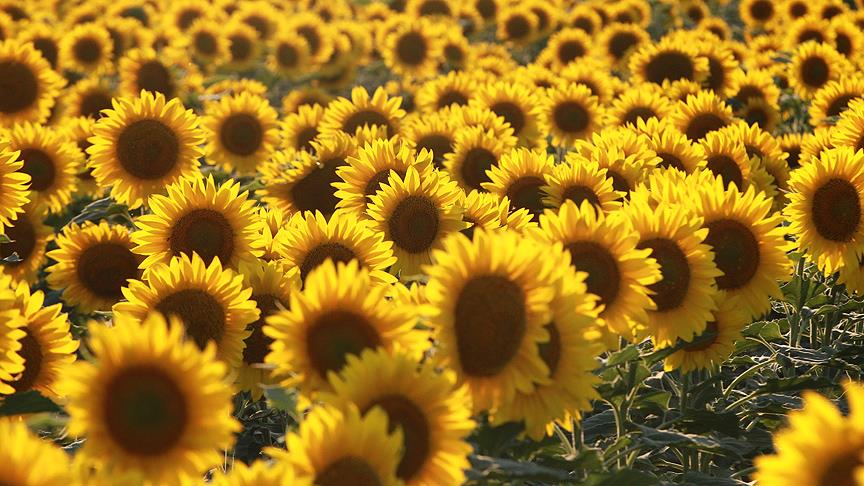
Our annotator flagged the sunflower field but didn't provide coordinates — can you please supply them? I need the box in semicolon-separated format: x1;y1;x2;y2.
5;0;864;484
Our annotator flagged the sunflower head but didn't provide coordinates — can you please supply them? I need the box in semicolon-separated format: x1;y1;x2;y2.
202;92;279;174
0;40;64;126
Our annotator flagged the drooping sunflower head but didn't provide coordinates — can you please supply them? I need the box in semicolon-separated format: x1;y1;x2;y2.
573;127;661;195
265;259;427;394
319;86;406;139
113;253;259;368
541;83;604;148
367;166;466;276
483;148;555;221
58;312;240;484
0;40;64;126
87;90;204;209
202;92;279;174
278;209;397;285
46;221;143;314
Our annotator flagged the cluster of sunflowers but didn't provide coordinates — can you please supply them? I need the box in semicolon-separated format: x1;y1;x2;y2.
2;0;864;484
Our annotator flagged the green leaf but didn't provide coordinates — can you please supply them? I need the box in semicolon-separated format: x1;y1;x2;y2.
264;387;297;415
603;345;641;368
468;454;574;482
742;321;783;341
0;234;10;244
0;390;62;416
677;410;743;437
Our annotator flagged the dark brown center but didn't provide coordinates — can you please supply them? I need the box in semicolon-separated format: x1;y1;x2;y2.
116;119;180;180
299;242;357;282
18;148;56;192
565;241;621;306
609;32;639;60
505;15;531;40
290;158;344;215
73;38;101;64
229;35;252;61
704;219;760;290
553;101;590;134
537;322;561;375
811;178;861;242
416;134;453;167
220;113;263;156
706;155;744;189
194;32;217;55
658;153;686;171
645;52;695;84
365;395;430;480
155;289;226;349
315;457;382;486
491;101;526;136
342;110;393;136
388;195;439;253
558;40;586;64
396;32;427;66
8;329;41;392
277;44;299;67
306;309;381;378
460;147;496;190
437;90;468;109
750;0;774;20
169;209;235;264
801;56;829;89
243;294;283;364
1;216;35;266
136;61;175;98
32;38;59;69
685;113;728;141
0;61;38;114
562;184;601;207
506;176;546;220
77;243;140;300
637;238;691;311
79;91;113;119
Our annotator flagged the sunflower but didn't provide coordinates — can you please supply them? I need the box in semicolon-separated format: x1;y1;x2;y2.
629;38;709;89
1;280;77;399
60;116;103;198
725;121;790;204
113;253;258;368
663;295;749;372
537;28;593;70
698;129;752;190
204;78;268;98
0;40;64;126
15;21;61;70
694;177;791;318
0;139;31;232
786;147;864;275
620;201;721;347
382;17;444;79
832;17;864;59
401;111;458;168
802;126;836;164
46;222;142;314
542;153;622;212
753;381;864;486
0;206;52;284
4;122;80;214
319;86;405;139
320;347;474;485
118;47;193;100
236;260;298;400
233;1;279;42
87;90;204;209
779;133;804;169
265;259;427;394
335;137;433;216
596;23;650;68
788;41;851;99
729;68;781;106
490;261;603;440
810;76;864;127
186;18;229;66
784;16;835;49
281;103;325;154
59;312;239;484
441;28;473;68
0;420;72;484
639;120;705;174
697;17;732;41
62;77;115;120
740;0;777;28
482;148;554;221
446;103;517;141
268;33;311;78
212;459;298;486
224;22;261;70
285;13;335;65
277;404;402;486
460;190;507;238
567;4;601;35
59;24;114;74
670;90;734;141
279;210;397;285
541;84;603;148
782;0;811;21
738;97;780;133
367;166;466;276
496;7;538;45
131;176;264;273
414;71;478;113
202;92;279;174
471;81;543;147
508;64;559;91
573;128;660;194
561;60;618;105
528;200;660;346
605;83;673;128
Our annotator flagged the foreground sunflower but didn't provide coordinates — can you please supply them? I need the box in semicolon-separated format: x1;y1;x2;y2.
278;210;397;284
321;348;474;485
0;139;31;231
754;381;864;486
424;229;563;412
367;166;466;276
0;278;23;397
131;176;264;273
4;122;80;214
58;313;240;485
621;201;721;347
0;420;72;485
212;459;300;486
46;222;142;314
275;405;402;486
491;260;603;440
785;147;864;275
201;92;279;174
694;177;791;318
114;253;258;369
265;260;427;395
87;90;204;209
